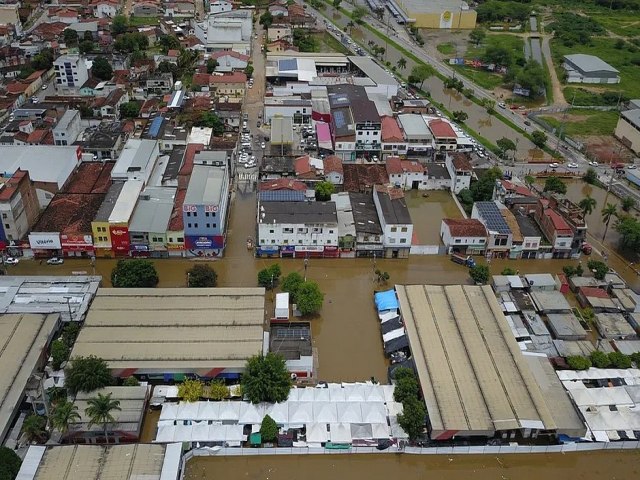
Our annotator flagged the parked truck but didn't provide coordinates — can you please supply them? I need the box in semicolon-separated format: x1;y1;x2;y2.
451;253;476;268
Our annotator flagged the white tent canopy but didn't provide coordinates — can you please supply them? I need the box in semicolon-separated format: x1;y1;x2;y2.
361;402;387;424
289;402;314;424
557;368;640;382
218;401;241;421
329;422;352;443
159;403;178;421
197;402;220;421
350;423;373;439
371;422;391;438
298;388;316;402
313;402;338;423
267;402;289;424
177;402;199;420
306;423;329;443
238;402;264;424
155;424;245;443
343;385;366;402
337;402;363;423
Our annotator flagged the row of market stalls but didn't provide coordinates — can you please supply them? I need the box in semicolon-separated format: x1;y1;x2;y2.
154;384;408;447
374;290;409;357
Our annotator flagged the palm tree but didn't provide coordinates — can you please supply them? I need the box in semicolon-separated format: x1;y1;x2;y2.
397;58;407;70
85;393;121;444
22;415;46;443
51;401;81;439
578;196;597;216
601;203;618;241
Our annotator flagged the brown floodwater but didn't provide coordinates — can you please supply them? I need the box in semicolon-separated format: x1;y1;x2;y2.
405;190;462;244
183;451;640;480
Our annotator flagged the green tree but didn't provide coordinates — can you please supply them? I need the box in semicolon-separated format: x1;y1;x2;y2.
123;376;140;386
631;352;640;367
543;177;567;195
51;401;80;436
590;350;612;368
112;15;128;36
332;0;342;7
602;203;618;241
85;393;121;443
241;353;292;404
483;98;496;115
496;137;516;158
195;111;224;136
79;40;95;54
375;269;390;285
296;281;324;315
608;351;632;369
206;58;218;74
314;181;335;201
157;60;179;76
352;6;368;23
469;27;486;46
531;130;547;148
119;101;141;119
209;380;229;400
524;175;535;188
469;166;503;202
515;60;546;96
452;110;468;123
178;379;204;402
47;386;68;405
397;58;407;71
91;57;113;81
259;11;273;28
281;272;304;302
397;397;426;441
260;414;278;442
245;64;254;77
0;446;22;480
583;167;598;185
51;339;70;370
393;369;419;404
483;44;512;66
65;355;112;395
187;264;218;287
578;196;597;216
587;260;608;280
63;28;78;45
501;267;516;275
469;265;490;284
111;259;158;287
158;34;181;53
62;322;81;348
408;65;432;90
31;49;54;70
22;414;47;443
567;356;591;370
258;264;282;289
621;196;636;212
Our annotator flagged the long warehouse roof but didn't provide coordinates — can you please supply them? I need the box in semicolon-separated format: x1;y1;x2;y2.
70;288;265;370
396;284;556;439
0;313;59;442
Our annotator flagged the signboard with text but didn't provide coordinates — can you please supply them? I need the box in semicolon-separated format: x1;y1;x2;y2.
29;233;61;250
185;235;224;250
109;226;130;252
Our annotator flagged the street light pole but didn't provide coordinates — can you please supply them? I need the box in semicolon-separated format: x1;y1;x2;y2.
304;257;308;282
63;296;73;321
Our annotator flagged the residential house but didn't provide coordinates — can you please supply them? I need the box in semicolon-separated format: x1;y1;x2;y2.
493;179;536;203
331;192;356;257
0;169;40;245
54;55;89;90
91;0;119;18
53;109;81;146
373;185;413;258
269;3;288;17
145;72;174;95
397;114;433;157
267;25;291;42
534;200;574;259
514;210;545;259
323;155;343;185
342;163;388;193
349;192;383;257
93;88;127;119
210;0;233;14
267;38;296;52
440;218;487;255
472;201;513;259
385;157;427;190
546;195;587;257
133;2;163;16
49;7;80;24
445;152;473;193
380;115;406;159
210;50;250;72
79;123;124;160
294;154;323;181
424;163;451;190
257;201;339;258
209;72;247;99
428;118;457;151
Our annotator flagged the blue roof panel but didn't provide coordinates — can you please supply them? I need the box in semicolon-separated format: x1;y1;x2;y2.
279;58;298;71
259;190;305;202
475;201;511;235
148;116;164;138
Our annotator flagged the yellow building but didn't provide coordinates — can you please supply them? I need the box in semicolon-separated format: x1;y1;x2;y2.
397;0;477;29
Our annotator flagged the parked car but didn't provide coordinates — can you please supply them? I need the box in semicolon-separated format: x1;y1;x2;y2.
261;142;266;149
498;102;506;109
47;257;64;265
588;161;599;167
549;162;559;169
4;257;19;265
42;84;48;90
567;162;579;168
628;164;637;169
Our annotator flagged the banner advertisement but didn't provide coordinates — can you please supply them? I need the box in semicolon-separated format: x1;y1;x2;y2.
29;233;61;250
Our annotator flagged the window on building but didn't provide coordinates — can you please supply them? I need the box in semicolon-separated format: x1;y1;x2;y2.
212;212;216;217
269;229;274;234
271;239;275;244
187;212;191;217
298;240;303;244
4;224;8;229
177;237;184;242
391;227;397;232
206;223;210;228
401;227;407;232
283;228;294;234
389;238;396;243
205;212;210;217
213;224;216;228
188;223;192;228
193;212;197;217
312;239;317;244
400;238;406;244
329;230;334;234
283;239;288;244
194;223;198;228
2;214;6;219
455;239;461;243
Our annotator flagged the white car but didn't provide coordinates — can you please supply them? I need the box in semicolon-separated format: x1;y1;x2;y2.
4;257;18;265
588;161;599;167
498;102;506;109
567;162;579;168
549;163;559;169
47;257;64;265
261;142;266;149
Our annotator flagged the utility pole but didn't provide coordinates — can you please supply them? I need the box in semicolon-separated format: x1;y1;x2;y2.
554;91;576;156
63;296;73;321
303;257;309;282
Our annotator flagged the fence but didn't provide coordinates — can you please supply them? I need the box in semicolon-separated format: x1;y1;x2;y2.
409;245;443;255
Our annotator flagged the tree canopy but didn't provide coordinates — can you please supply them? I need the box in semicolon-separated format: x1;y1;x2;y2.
111;259;158;287
187;264;218;287
531;130;547;149
296;281;324;316
260;414;278;442
496;137;516;157
281;272;304;302
0;447;21;480
91;57;113;81
543;177;567;195
195;111;224;136
469;265;490;284
408;65;432;89
469;27;486;46
258;264;281;288
583;167;598;185
206;58;218;74
314;181;335;201
119;101;141;119
241;353;292;404
112;15;129;36
65;355;113;395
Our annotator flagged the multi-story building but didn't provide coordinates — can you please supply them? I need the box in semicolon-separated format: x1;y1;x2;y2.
209;72;247;99
445;152;473;193
349;192;383;258
53;109;81;146
535;200;574;259
440;218;487;255
472;201;513;259
428;118;458;152
0;169;40;246
385;157;427;190
397;113;433;158
257;201;339;258
373;185;413;258
547;194;587;258
331;192;355;257
380;115;407;159
128;187;176;258
54;55;89;90
111;139;160;185
194;10;253;54
182;155;230;256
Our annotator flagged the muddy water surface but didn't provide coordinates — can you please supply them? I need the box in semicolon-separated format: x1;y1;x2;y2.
184;451;640;480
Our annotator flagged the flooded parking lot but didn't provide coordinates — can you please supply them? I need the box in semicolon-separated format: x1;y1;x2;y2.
184;450;640;480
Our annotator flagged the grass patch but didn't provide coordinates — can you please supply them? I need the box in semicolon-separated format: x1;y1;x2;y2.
588;11;640;38
451;65;504;90
466;34;526;63
437;42;456;55
314;32;351;54
551;37;640;101
538;109;619;136
128;16;160;27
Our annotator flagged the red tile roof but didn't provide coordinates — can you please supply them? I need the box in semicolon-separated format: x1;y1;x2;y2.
546;208;572;233
192;73;211;87
294;155;311;176
167;49;180;57
429;119;457;138
63;162;115;194
401;160;424;173
168;188;186;231
211;50;250;62
451;153;472;171
343;164;389;193
443;218;487;238
259;179;307;191
0;169;29;201
385;156;403;175
32;193;106;234
179;143;205;177
323;155;343;175
6;82;27;94
579;287;610;299
374;184;405;200
27;129;49;144
209;72;247;84
381;116;403;142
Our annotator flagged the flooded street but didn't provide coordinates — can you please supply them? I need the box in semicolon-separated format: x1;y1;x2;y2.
184;451;640;480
